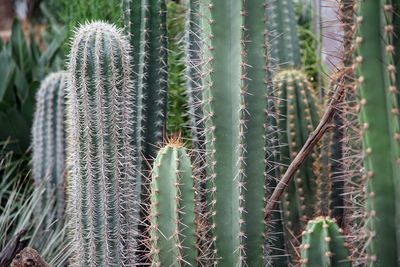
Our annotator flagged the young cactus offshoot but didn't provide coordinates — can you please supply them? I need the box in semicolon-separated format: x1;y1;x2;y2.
300;217;350;267
149;139;197;266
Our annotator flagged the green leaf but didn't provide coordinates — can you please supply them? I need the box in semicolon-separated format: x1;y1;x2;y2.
38;26;67;78
14;67;30;104
0;104;30;154
0;49;16;102
10;19;31;75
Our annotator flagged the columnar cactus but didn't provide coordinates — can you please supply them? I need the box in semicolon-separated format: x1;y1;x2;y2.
32;71;68;227
197;0;273;265
267;0;302;68
66;22;138;266
352;1;400;265
300;217;350;267
149;140;197;266
185;0;203;153
122;0;168;162
274;69;321;238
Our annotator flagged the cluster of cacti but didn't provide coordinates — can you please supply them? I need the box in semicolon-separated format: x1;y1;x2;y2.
31;71;68;228
27;0;400;266
300;217;350;267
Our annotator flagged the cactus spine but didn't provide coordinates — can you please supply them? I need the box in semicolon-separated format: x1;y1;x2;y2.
149;141;197;266
32;71;68;226
66;22;137;266
267;0;301;68
274;69;321;238
197;0;271;265
353;1;400;265
300;217;350;267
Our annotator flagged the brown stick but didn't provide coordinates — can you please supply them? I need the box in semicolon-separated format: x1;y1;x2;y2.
0;229;28;267
266;76;346;219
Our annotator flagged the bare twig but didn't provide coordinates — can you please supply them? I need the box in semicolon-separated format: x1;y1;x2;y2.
266;75;346;219
0;229;28;267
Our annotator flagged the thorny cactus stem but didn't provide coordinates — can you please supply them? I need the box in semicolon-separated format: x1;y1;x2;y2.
354;0;400;265
66;22;138;267
300;217;350;267
32;71;68;227
198;0;272;265
267;0;302;69
149;140;197;267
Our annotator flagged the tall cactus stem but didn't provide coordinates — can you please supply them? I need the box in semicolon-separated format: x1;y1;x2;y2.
66;22;138;266
32;71;68;227
354;1;400;265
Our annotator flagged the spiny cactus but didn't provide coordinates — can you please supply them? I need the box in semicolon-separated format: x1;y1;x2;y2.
123;0;168;162
274;69;321;239
267;0;301;69
149;140;197;266
196;0;274;265
300;217;350;267
185;0;203;153
32;71;68;227
352;1;400;265
66;22;138;266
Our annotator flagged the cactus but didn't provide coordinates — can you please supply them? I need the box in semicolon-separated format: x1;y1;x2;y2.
274;69;321;239
122;0;168;162
149;140;197;266
185;0;205;159
32;71;68;227
300;217;350;267
267;0;302;69
196;0;273;265
352;1;400;265
65;22;138;266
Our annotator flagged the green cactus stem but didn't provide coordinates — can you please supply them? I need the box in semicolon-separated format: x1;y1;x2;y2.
300;217;350;267
142;0;168;160
32;71;68;227
197;0;272;265
149;140;197;267
267;0;301;68
66;22;138;266
354;1;400;265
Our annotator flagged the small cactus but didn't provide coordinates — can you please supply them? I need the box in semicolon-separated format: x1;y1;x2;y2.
66;22;138;266
149;140;197;266
300;217;350;267
32;71;68;227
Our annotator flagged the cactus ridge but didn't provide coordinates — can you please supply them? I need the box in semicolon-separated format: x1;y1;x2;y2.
32;71;68;227
300;217;350;267
149;140;197;267
66;21;138;267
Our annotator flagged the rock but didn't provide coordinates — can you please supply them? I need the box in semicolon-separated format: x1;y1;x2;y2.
11;247;49;267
